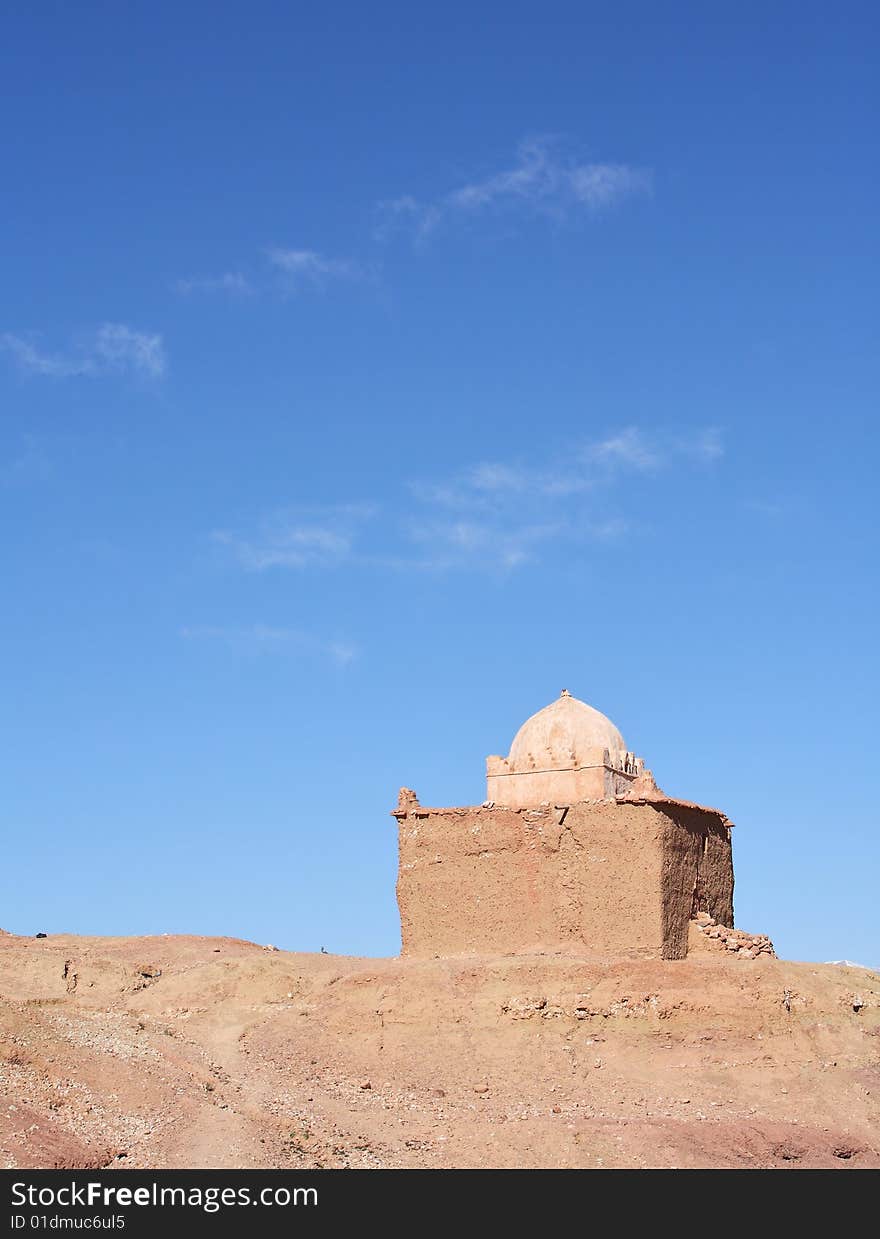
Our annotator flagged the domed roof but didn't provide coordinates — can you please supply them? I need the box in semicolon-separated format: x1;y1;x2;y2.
507;690;626;766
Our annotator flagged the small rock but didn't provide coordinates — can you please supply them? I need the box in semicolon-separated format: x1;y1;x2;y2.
359;1080;372;1090
473;1084;489;1094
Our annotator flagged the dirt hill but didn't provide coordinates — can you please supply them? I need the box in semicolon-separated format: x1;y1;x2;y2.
1;930;877;1169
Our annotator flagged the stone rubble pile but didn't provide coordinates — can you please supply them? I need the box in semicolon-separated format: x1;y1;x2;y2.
693;912;776;959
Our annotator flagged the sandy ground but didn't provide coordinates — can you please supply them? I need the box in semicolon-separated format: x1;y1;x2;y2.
1;929;878;1169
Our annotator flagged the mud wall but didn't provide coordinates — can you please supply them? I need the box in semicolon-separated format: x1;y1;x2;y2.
660;807;735;960
395;799;734;959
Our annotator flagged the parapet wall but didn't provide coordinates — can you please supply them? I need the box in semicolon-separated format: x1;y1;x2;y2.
486;745;644;808
393;794;734;960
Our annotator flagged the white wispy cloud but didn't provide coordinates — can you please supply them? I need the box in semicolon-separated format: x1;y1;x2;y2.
467;462;530;493
173;250;369;299
180;624;357;666
376;136;651;241
399;496;623;572
684;426;724;461
588;425;725;472
399;425;722;568
213;526;351;570
213;426;721;577
93;324;166;376
1;336;90;378
1;323;166;379
587;426;663;472
266;248;365;289
404;517;566;571
212;504;374;571
175;272;253;296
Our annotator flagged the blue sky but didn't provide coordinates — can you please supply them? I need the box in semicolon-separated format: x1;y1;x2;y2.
2;3;877;965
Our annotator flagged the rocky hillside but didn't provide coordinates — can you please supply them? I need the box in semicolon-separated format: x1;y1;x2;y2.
1;930;877;1169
